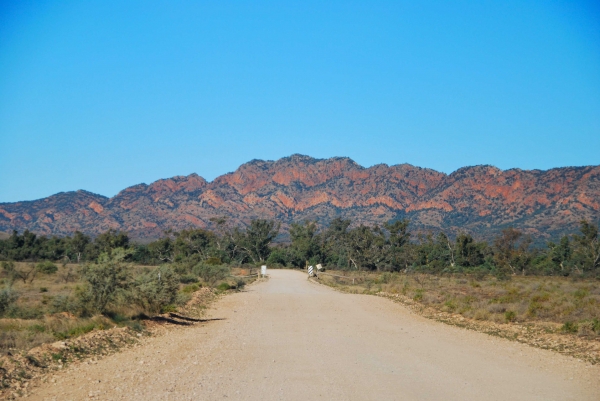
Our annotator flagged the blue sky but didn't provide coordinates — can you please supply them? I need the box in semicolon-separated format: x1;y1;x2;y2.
1;1;599;202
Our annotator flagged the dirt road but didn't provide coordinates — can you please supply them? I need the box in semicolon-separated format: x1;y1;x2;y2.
30;270;599;400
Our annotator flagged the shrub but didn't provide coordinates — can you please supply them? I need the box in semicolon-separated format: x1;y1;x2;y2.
473;309;489;321
172;262;192;276
504;310;517;322
527;301;543;317
54;322;104;340
36;261;58;275
0;287;18;316
50;295;82;315
577;321;598;336
205;257;222;266
39;287;48;293
443;300;457;312
27;324;46;333
561;321;578;333
6;305;44;319
79;249;131;313
176;291;192;305
216;282;231;292
182;283;200;294
133;265;179;314
2;262;37;284
58;265;77;283
1;261;15;274
179;274;198;284
193;263;229;286
160;304;177;313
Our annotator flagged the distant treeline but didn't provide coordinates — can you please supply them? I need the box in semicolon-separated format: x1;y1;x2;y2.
1;218;598;277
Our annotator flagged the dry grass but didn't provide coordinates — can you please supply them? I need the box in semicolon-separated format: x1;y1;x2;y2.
0;262;254;355
316;270;600;363
318;271;600;336
0;315;115;354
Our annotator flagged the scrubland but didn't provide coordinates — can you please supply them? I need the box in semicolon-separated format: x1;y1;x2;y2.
0;261;253;355
317;270;600;363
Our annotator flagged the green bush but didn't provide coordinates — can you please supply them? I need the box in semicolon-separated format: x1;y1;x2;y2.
0;287;19;316
2;261;36;284
133;265;179;314
172;261;192;275
193;263;229;286
55;322;104;340
28;324;46;333
182;283;200;294
1;261;15;274
50;295;82;315
5;305;44;319
160;304;177;313
504;310;517;323
561;321;579;333
179;274;198;284
79;249;132;313
216;282;231;292
36;261;58;275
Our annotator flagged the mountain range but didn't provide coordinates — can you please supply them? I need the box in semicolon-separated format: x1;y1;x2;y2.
1;155;598;241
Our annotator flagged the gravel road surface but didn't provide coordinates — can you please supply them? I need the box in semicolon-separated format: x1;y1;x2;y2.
30;269;599;400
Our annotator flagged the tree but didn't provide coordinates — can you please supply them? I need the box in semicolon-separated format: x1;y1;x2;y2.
455;233;485;267
344;224;394;271
232;219;280;264
346;225;377;270
94;229;130;255
548;235;572;273
69;231;91;263
493;228;532;275
321;218;352;269
414;232;451;271
288;221;321;267
148;236;175;262
571;220;600;273
384;219;411;270
2;261;37;284
175;228;216;260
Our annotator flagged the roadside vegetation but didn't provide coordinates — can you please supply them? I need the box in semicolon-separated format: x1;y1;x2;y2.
0;217;598;355
318;271;600;336
0;219;278;356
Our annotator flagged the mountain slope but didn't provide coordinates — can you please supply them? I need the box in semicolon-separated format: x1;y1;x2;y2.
1;155;598;240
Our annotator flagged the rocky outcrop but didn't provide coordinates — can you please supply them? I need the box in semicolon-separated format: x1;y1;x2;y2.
1;155;598;240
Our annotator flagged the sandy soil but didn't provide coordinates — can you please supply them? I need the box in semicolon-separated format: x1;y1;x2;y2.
28;270;599;400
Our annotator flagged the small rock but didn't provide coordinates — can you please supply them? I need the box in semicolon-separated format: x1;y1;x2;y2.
51;341;68;350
